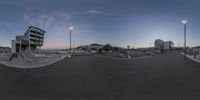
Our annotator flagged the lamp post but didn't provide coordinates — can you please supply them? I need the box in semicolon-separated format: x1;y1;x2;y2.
181;19;187;60
29;39;31;51
20;39;22;53
69;26;74;55
133;42;136;49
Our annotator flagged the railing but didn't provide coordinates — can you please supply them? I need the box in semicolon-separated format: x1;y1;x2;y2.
9;53;18;61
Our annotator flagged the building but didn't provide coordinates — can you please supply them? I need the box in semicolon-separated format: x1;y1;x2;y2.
89;44;104;50
0;47;11;53
154;39;174;50
154;39;164;50
194;46;200;53
75;44;105;53
11;26;45;53
77;44;104;50
164;41;174;49
189;46;200;54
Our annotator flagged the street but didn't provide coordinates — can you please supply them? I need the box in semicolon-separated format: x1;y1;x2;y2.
0;52;200;100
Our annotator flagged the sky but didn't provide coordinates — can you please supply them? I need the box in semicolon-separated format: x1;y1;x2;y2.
0;0;200;49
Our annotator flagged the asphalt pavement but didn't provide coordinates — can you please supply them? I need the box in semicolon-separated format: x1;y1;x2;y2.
0;52;200;100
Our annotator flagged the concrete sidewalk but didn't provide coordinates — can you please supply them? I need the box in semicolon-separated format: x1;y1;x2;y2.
181;52;200;63
0;53;68;68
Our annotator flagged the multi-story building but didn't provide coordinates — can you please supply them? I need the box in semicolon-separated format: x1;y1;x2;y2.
0;47;11;53
164;41;174;50
154;39;164;50
11;26;45;53
154;39;174;50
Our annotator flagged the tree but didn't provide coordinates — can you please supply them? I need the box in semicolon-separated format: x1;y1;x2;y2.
97;48;103;54
103;44;112;52
112;46;120;51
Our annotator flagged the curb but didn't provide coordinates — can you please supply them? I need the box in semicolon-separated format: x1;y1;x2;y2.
180;52;200;63
0;54;68;69
94;55;152;60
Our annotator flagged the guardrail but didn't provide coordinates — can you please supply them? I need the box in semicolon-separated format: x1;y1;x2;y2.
9;53;18;61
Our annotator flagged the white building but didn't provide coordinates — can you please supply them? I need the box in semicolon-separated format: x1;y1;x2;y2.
11;26;45;53
191;46;200;54
155;39;174;50
164;41;174;49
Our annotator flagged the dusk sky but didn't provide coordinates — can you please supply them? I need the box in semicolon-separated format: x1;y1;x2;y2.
0;0;200;49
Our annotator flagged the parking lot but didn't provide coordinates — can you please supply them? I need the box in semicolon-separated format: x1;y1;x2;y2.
0;52;200;100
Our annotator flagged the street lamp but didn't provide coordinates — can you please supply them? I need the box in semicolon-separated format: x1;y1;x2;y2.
181;19;187;60
133;42;136;49
69;26;74;55
29;39;31;51
20;39;22;53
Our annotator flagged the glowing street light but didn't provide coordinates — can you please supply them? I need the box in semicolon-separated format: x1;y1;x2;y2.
181;20;187;25
69;26;74;31
69;26;74;55
181;19;187;60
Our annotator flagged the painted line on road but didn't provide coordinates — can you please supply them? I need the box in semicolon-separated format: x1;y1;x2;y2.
94;55;152;60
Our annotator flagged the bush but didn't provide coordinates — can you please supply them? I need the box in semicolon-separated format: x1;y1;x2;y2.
103;44;112;52
97;48;103;54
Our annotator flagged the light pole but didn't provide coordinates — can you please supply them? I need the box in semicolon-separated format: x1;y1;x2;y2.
29;39;31;51
133;42;136;49
69;26;74;55
20;39;22;53
181;19;187;60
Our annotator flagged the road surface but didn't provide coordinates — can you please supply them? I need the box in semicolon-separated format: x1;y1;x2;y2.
0;52;200;100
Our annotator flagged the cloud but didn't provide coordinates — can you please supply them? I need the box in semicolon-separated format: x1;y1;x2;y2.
23;10;72;30
23;10;73;49
2;1;23;6
0;20;12;30
23;10;95;49
1;1;27;8
41;22;96;49
86;9;107;15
